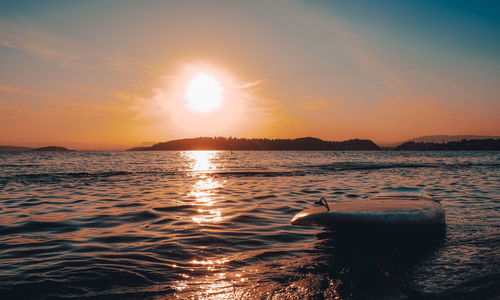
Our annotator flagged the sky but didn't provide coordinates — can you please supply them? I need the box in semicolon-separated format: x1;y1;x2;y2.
1;0;499;149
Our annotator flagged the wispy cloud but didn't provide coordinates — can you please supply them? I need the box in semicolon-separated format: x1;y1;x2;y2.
278;1;410;91
236;80;262;89
374;98;456;120
0;20;79;64
370;98;469;139
0;20;152;73
345;46;409;91
295;98;343;112
0;85;46;96
100;55;157;72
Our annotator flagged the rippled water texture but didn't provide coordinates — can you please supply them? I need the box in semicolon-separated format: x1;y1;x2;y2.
1;151;499;299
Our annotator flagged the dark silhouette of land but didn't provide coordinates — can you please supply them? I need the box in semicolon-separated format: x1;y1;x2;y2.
31;146;72;151
406;135;500;144
381;134;500;147
395;139;500;151
0;145;72;152
129;137;380;151
2;137;500;152
0;146;33;151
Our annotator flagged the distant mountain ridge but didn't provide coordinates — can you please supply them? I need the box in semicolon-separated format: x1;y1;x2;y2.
129;137;380;151
407;135;500;144
395;139;500;151
381;135;500;148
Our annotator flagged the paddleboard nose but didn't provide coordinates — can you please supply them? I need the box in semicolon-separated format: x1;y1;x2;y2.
290;212;309;225
291;206;330;226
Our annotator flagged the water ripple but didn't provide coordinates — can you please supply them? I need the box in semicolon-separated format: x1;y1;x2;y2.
0;151;499;299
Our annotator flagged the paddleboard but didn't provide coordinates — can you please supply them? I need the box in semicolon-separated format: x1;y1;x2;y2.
291;191;445;229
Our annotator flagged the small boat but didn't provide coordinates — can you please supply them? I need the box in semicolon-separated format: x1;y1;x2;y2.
291;190;445;229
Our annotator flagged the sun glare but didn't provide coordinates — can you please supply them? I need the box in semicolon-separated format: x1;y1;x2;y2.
185;73;224;113
151;63;256;136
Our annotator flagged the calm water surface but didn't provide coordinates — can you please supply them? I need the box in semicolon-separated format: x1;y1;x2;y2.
0;151;499;299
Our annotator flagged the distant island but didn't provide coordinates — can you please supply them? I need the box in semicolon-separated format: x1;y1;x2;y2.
0;145;72;152
0;146;34;151
395;139;500;151
405;135;500;144
128;137;380;151
381;134;500;147
31;146;72;151
2;137;500;152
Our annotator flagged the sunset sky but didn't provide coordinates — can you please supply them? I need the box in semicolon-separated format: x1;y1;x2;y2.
1;0;499;149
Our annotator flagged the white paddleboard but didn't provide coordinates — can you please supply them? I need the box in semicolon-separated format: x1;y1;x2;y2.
291;191;445;228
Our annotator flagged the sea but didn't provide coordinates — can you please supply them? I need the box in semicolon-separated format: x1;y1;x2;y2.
0;151;499;299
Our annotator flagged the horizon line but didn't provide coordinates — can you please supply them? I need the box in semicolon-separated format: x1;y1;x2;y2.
3;134;500;151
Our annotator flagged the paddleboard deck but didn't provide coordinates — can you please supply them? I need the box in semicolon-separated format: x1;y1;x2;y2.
291;192;445;228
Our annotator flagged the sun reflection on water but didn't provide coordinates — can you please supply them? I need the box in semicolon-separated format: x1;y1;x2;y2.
186;151;218;173
172;151;249;298
173;271;248;299
184;151;224;224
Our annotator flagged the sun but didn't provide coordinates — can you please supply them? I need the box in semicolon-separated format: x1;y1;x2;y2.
185;73;224;113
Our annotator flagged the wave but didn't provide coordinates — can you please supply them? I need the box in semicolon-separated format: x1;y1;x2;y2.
313;162;438;171
1;171;135;181
312;161;500;171
0;170;305;184
0;220;78;235
2;161;499;185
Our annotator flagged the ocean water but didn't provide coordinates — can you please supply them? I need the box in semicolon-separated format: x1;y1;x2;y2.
0;151;499;299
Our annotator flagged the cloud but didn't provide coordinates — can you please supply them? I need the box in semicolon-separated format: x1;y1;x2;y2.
374;98;457;121
100;56;157;72
0;102;30;116
0;85;46;96
345;46;409;91
0;20;151;73
235;80;262;89
277;1;410;91
368;98;471;139
295;98;343;112
0;20;79;64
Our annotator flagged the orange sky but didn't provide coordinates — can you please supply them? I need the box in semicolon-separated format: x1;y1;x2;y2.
1;1;499;149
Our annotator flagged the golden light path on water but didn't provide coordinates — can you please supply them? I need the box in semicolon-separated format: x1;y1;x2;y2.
174;151;246;299
186;151;223;224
